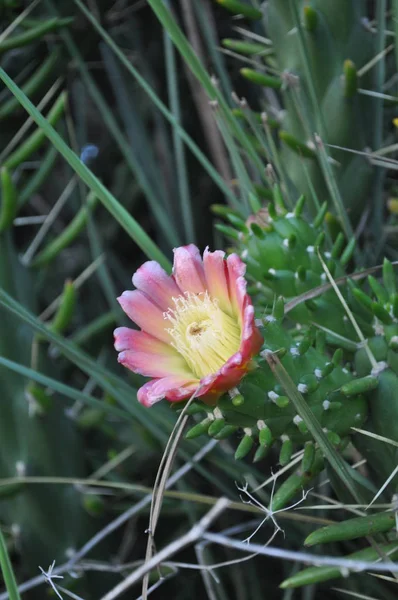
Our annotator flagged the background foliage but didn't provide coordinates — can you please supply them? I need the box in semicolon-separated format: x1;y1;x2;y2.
1;1;398;599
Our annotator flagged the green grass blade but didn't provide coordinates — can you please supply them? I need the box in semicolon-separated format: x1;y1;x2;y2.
0;290;255;494
0;67;171;271
288;0;327;137
0;529;21;600
393;1;398;73
215;114;251;211
315;136;355;241
83;196;121;315
163;12;195;243
98;42;180;246
0;287;171;443
371;0;387;244
72;0;237;207
140;0;264;173
0;356;129;421
193;1;233;99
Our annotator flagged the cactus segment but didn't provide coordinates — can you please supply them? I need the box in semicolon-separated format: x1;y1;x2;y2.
215;0;262;20
4;92;66;170
208;418;226;437
240;68;282;90
31;192;99;267
182;1;398;588
235;434;254;460
301;441;316;473
216;0;377;220
382;259;396;296
341;376;379;397
0;236;90;570
343;59;358;98
0;50;60;120
214;223;240;241
184;309;368;463
372;302;393;324
49;281;76;335
368;275;389;305
280;543;398;589
304;511;396;547
253;444;270;463
278;131;317;159
303;5;317;32
258;423;273;447
222;39;268;56
271;450;324;512
279;437;293;466
185;418;212;439
214;424;239;440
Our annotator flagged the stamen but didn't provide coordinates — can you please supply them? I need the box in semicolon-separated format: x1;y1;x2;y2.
164;291;241;378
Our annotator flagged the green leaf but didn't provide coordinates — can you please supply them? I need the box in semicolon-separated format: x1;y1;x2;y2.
0;528;21;600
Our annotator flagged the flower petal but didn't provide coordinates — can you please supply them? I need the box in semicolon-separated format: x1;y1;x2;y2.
165;381;200;402
203;247;231;313
240;304;263;357
137;376;199;407
173;244;206;294
117;290;170;343
118;349;190;378
114;327;173;354
132;261;181;309
226;253;247;318
199;352;244;397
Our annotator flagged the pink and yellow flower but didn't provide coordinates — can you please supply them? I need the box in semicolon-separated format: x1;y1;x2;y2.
114;245;263;407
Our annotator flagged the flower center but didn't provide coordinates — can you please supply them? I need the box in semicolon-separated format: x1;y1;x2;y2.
164;292;241;379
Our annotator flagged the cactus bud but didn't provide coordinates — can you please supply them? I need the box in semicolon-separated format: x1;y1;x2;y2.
332;348;343;366
279;131;316;159
302;441;316;472
235;433;254;459
215;425;238;439
343;59;358;98
208;418;226;437
216;0;262;20
313;202;328;228
258;423;273;447
240;68;282;89
294;195;306;217
50;280;76;335
185;418;212;439
341;238;356;265
368;275;389;304
279;437;293;465
331;233;345;259
303;5;317;32
222;39;266;56
341;376;378;396
253;444;270;462
371;302;393;325
250;222;265;239
382;258;396;296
